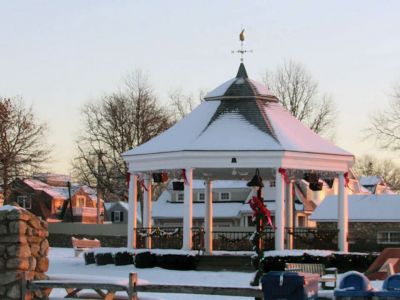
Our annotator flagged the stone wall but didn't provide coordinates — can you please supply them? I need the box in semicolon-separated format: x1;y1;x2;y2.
0;204;49;300
317;221;400;252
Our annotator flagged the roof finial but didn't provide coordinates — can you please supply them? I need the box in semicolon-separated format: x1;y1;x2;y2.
232;28;253;62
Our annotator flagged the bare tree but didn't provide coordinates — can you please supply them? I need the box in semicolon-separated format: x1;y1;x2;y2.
354;154;400;191
263;60;336;135
368;85;400;150
168;88;204;121
72;70;173;200
0;97;49;200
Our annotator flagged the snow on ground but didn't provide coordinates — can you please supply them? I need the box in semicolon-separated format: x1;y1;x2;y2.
47;247;381;300
48;247;256;299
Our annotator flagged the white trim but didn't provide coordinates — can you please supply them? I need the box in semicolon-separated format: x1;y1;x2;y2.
125;150;353;173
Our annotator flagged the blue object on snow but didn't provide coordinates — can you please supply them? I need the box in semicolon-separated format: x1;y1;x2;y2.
261;271;319;300
334;271;375;299
375;274;400;298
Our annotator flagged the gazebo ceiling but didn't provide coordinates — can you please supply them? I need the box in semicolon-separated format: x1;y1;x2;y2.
123;63;354;174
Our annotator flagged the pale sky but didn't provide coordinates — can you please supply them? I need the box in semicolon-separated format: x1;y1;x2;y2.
1;1;399;174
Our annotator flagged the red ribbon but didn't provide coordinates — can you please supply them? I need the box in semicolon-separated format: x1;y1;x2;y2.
344;172;350;187
249;196;274;228
181;169;188;185
278;168;290;184
138;177;148;192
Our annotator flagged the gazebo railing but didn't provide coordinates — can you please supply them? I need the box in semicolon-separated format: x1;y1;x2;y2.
133;227;341;251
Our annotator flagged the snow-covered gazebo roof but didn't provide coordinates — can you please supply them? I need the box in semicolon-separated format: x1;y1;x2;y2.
122;63;354;177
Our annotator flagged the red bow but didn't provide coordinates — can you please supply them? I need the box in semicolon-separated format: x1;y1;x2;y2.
249;196;273;228
181;169;189;185
278;168;290;184
344;172;350;187
138;177;148;192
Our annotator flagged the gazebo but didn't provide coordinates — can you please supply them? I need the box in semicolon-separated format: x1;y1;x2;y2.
122;63;354;254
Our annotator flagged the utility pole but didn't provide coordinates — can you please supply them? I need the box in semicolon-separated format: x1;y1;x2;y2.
91;150;106;224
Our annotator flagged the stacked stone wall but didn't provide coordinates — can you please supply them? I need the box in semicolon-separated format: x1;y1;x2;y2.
0;204;49;300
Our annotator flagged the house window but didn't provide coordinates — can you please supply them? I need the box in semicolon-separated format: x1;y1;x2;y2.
298;215;306;227
112;210;123;223
198;193;205;201
17;195;31;209
219;192;231;201
377;231;400;244
76;196;85;208
176;192;184;202
269;180;276;187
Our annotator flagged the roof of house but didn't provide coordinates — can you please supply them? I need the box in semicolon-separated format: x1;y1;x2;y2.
23;179;72;199
123;64;352;158
310;194;400;222
359;176;383;186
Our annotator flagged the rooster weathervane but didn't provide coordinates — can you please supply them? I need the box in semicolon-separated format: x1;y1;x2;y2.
232;29;253;62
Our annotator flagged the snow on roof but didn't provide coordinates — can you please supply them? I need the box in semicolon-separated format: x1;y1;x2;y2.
359;176;383;186
263;102;351;156
310;194;400;222
0;205;21;212
124;65;352;158
204;77;237;99
24;179;70;199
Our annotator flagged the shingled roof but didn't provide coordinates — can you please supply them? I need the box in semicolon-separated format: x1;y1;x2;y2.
124;63;351;158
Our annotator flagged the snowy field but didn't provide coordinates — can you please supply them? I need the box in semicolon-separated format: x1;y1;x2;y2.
47;247;383;300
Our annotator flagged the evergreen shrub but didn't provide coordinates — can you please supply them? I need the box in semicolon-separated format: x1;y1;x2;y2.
156;254;197;270
114;251;134;266
84;252;96;265
135;251;157;268
95;252;114;265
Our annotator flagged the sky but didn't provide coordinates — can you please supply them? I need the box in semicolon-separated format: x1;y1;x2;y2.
1;1;400;175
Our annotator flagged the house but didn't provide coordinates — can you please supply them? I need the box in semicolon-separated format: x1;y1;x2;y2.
6;176;104;223
152;180;312;228
359;175;395;194
105;201;142;224
310;194;400;251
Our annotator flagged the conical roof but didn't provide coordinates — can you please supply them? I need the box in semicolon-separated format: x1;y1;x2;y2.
204;63;277;101
124;64;352;158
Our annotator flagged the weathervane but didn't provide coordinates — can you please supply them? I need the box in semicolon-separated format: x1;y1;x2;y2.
232;29;253;62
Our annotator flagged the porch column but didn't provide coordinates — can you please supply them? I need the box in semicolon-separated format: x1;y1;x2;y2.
182;168;193;250
143;176;153;249
127;173;138;249
205;180;213;255
338;172;349;252
285;180;294;250
275;169;285;250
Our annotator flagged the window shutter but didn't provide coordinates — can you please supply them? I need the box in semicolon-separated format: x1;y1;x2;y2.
120;212;124;222
111;211;115;222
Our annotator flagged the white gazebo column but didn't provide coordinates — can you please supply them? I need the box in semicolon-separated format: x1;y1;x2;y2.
338;172;349;252
275;169;285;250
285;180;294;250
143;176;153;249
182;168;193;250
204;180;213;255
127;173;138;249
